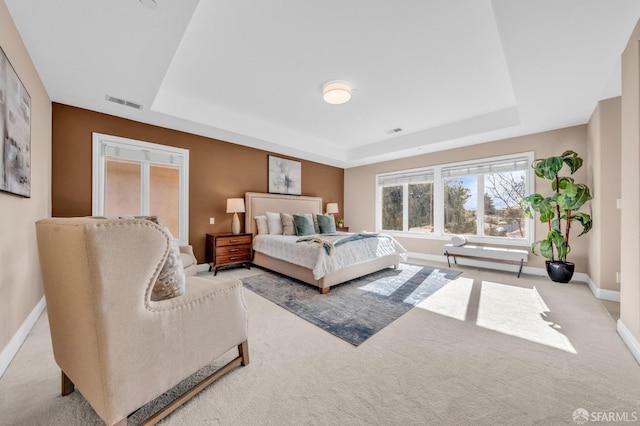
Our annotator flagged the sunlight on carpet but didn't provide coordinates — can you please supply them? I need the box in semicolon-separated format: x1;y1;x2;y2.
416;276;474;321
476;281;576;354
357;263;454;305
356;264;422;296
415;277;576;353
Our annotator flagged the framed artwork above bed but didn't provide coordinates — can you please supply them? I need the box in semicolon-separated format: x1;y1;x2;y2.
268;155;301;195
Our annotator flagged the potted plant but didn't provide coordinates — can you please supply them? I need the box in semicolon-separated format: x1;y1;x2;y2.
520;150;592;283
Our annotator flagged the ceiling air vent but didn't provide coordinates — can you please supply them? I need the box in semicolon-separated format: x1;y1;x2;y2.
105;95;142;110
386;127;403;135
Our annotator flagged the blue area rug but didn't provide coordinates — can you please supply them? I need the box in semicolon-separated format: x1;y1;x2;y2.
241;263;462;346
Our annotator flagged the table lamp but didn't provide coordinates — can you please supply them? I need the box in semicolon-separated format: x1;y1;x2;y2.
226;198;245;234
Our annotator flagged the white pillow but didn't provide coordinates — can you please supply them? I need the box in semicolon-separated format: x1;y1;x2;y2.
255;215;269;234
450;235;467;247
266;211;283;235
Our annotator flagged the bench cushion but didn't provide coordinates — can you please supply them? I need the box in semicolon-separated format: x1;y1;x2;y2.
444;244;528;262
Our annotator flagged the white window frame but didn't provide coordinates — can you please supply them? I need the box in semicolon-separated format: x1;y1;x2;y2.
376;152;534;246
92;133;189;245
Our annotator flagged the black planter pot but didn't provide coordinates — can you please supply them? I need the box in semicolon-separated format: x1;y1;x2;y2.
546;261;575;283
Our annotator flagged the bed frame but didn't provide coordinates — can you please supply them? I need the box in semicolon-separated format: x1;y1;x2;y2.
244;192;402;294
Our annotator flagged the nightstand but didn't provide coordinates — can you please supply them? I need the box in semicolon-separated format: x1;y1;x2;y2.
336;226;349;232
205;233;253;275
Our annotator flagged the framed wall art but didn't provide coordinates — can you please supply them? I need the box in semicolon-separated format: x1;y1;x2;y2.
268;155;301;195
0;45;31;198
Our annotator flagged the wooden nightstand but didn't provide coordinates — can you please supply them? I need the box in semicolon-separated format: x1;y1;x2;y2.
336;226;349;232
205;233;253;275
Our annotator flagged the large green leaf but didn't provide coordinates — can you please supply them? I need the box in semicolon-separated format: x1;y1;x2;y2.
561;150;583;174
553;176;574;192
538;198;555;222
533;156;564;180
550;230;568;260
564;184;592;210
539;239;554;259
521;193;543;218
563;180;578;198
571;212;593;236
521;194;554;222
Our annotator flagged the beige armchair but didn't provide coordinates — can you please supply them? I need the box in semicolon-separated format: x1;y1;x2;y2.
179;244;198;276
35;217;249;425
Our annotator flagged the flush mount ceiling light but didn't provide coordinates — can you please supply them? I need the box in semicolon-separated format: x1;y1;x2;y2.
139;0;158;9
322;81;352;105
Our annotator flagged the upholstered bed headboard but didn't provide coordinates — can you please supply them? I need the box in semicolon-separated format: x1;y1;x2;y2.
245;192;323;236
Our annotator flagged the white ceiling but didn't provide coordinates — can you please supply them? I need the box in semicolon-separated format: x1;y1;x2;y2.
6;0;640;168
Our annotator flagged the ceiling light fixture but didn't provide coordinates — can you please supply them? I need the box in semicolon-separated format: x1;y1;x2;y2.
139;0;159;9
322;81;352;105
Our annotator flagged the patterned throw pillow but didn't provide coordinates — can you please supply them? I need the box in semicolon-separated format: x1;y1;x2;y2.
144;216;186;301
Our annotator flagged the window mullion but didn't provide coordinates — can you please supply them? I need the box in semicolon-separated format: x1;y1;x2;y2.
433;168;444;235
403;183;409;232
141;161;150;216
477;175;485;237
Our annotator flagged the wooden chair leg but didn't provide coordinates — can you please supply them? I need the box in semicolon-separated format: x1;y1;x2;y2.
61;370;74;396
142;347;248;425
238;340;250;366
319;287;330;294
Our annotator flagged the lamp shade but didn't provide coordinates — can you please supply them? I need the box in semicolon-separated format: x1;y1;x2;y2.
226;198;245;213
326;203;339;214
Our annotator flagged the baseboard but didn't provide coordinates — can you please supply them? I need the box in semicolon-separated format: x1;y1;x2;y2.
407;252;619;301
0;296;46;379
578;273;620;302
196;263;210;273
617;319;640;365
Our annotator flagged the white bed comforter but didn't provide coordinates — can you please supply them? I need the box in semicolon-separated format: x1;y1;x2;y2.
253;233;408;280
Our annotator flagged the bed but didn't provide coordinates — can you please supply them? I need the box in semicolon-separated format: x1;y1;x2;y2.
244;192;407;294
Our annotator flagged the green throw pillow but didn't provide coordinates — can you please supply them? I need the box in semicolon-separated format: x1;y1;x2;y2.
317;214;337;234
293;214;316;236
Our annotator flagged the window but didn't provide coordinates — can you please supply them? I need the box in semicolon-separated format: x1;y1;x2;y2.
92;133;189;244
376;152;533;245
378;169;434;234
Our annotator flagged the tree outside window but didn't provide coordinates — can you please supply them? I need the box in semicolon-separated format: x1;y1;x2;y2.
484;171;526;239
408;182;433;233
382;185;403;231
444;178;477;234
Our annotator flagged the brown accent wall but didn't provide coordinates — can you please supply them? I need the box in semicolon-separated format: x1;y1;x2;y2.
345;125;590;272
51;103;344;262
0;0;51;361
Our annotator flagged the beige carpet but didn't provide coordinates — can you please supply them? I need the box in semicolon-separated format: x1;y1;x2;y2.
1;260;638;425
